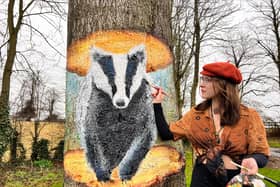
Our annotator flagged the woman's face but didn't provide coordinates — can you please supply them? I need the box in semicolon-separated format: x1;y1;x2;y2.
199;75;218;99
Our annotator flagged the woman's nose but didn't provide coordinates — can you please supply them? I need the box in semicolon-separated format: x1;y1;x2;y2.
199;82;205;87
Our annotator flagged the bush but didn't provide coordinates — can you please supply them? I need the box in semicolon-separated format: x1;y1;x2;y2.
31;139;50;161
34;159;53;169
52;140;64;162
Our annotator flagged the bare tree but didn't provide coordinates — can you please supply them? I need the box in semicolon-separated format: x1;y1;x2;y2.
191;0;239;106
172;0;194;117
9;68;61;161
171;0;238;115
0;0;66;160
44;87;60;121
14;70;47;121
249;0;280;88
217;31;274;99
216;29;280;125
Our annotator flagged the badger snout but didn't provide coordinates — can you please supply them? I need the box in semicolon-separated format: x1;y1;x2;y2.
112;97;130;109
116;99;125;107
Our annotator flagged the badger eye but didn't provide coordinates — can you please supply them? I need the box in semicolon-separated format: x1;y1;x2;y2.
98;56;108;64
130;54;138;62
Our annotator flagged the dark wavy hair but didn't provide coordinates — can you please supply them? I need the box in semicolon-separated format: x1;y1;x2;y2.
195;78;240;126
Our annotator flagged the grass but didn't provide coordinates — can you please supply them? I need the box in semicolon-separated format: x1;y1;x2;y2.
184;144;193;187
265;137;280;187
259;168;280;187
1;161;63;187
268;137;280;148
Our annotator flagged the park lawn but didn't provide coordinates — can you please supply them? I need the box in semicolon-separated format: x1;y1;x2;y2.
268;137;280;148
259;167;280;187
185;146;193;187
1;161;63;187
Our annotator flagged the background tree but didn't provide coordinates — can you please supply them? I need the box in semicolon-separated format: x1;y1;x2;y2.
216;30;273;100
9;68;62;161
172;0;194;117
13;70;47;121
0;0;66;160
190;0;239;106
171;0;238;116
249;0;280;89
44;88;60;121
216;12;280;121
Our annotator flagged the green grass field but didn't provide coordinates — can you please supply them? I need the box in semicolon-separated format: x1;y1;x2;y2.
1;162;63;187
259;168;280;187
185;147;193;187
268;138;280;148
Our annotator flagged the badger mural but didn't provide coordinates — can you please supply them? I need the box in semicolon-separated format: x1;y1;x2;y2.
75;44;157;181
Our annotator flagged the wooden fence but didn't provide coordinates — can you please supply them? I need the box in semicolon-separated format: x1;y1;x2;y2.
264;122;280;137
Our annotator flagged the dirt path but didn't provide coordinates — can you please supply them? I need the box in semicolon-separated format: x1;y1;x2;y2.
266;148;280;169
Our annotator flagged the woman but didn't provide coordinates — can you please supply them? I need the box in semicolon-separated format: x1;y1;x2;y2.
152;61;270;187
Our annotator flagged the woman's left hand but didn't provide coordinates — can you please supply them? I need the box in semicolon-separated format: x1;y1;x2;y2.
241;157;258;175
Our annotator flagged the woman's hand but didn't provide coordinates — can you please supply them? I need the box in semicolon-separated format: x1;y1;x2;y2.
240;158;259;185
151;86;165;103
241;157;258;175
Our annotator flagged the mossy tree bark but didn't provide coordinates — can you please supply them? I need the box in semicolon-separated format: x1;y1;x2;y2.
0;0;24;161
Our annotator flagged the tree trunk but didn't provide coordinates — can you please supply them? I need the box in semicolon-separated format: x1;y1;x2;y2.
173;32;183;118
190;0;200;107
65;0;185;187
9;130;18;163
278;62;280;89
67;0;173;46
0;0;22;161
31;120;40;161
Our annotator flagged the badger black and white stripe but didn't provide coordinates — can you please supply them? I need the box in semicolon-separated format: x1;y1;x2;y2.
75;44;157;181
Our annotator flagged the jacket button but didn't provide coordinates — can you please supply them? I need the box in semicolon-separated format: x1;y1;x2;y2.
195;116;200;120
226;141;232;147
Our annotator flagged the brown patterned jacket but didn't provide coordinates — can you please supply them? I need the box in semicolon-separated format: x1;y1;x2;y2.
169;104;270;159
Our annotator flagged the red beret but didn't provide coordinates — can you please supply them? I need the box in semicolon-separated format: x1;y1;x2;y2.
200;61;242;84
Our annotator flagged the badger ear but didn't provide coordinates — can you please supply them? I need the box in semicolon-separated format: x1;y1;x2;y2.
128;44;146;64
90;45;111;62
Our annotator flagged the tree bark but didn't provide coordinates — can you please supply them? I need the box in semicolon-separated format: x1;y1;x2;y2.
0;0;23;161
65;0;185;186
190;0;200;107
173;31;183;118
67;0;172;46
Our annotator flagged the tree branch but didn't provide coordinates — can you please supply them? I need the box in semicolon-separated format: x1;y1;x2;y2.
22;22;65;57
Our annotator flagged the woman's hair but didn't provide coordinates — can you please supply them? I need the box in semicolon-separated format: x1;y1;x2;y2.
195;78;241;126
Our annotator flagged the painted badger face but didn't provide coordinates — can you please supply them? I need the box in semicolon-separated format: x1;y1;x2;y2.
89;44;147;109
